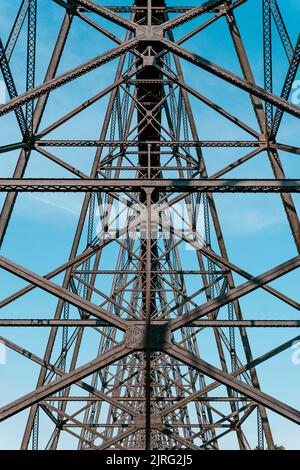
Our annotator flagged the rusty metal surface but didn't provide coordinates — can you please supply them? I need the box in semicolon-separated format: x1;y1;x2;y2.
0;0;299;450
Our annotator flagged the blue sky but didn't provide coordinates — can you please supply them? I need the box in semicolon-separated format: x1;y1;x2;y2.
0;0;300;450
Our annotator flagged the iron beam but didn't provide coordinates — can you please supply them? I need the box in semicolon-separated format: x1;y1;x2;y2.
0;342;131;422
170;255;300;330
0;256;127;331
0;178;300;192
168;344;300;425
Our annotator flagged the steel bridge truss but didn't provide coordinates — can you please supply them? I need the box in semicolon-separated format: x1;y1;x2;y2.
0;0;300;450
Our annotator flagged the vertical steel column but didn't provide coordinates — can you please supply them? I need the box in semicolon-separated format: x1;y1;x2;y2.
5;0;29;62
145;187;153;450
263;0;273;133
136;0;165;450
0;37;27;136
26;0;37;133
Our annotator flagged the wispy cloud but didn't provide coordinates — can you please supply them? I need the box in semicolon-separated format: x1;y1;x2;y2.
25;194;80;217
223;208;283;235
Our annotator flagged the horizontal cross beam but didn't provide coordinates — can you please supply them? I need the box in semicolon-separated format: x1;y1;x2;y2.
0;319;299;327
35;139;262;147
0;178;300;193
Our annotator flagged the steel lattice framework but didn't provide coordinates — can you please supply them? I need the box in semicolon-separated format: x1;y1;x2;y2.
0;0;300;450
